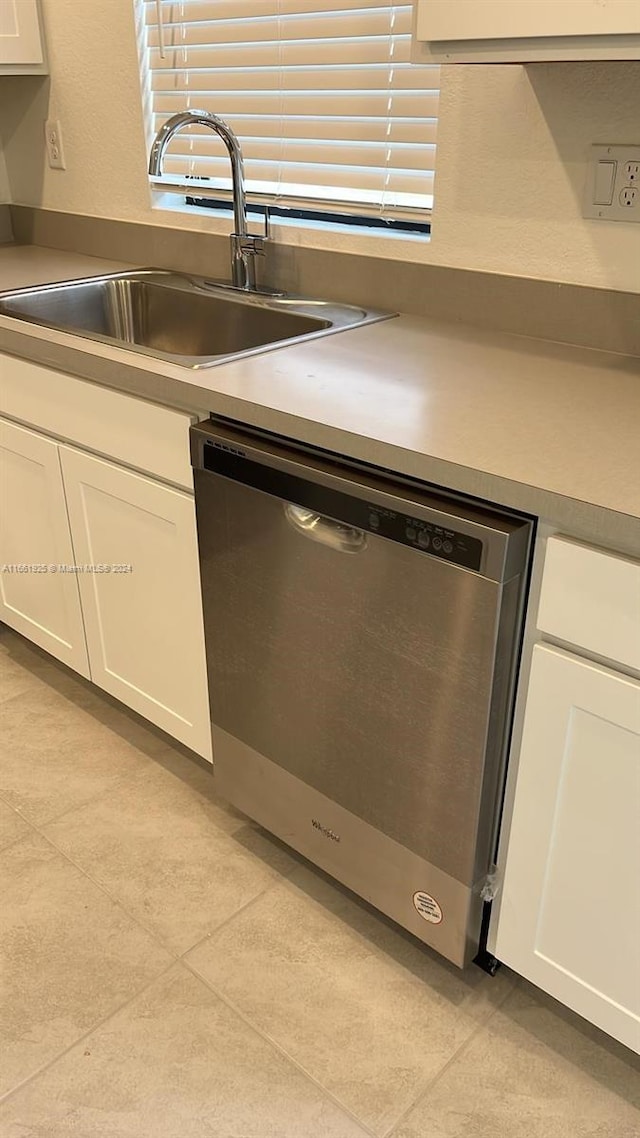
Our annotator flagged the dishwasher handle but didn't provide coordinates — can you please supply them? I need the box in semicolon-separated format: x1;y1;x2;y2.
284;503;367;554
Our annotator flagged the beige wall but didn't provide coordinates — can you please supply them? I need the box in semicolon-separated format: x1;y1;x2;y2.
433;62;640;291
0;0;639;290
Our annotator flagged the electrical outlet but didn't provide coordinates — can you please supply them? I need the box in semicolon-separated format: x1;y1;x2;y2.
619;186;638;207
45;119;66;170
583;144;640;223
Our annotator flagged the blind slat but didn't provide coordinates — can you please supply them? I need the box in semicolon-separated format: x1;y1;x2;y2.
163;155;434;194
166;137;436;173
148;37;414;67
140;1;439;217
148;13;413;45
152;112;437;145
278;0;406;14
151;67;433;92
151;92;440;119
152;113;437;145
144;1;406;26
145;1;278;25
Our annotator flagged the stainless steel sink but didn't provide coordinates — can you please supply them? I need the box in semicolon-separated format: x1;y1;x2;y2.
0;270;392;368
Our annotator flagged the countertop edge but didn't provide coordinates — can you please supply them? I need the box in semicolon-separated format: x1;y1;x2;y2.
1;319;638;557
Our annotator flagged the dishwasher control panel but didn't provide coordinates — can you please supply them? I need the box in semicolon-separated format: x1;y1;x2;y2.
367;507;483;571
201;437;485;573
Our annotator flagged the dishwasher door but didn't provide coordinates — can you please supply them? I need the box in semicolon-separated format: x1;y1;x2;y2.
191;421;530;966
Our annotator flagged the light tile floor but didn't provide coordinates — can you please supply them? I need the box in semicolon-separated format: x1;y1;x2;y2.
1;626;638;1137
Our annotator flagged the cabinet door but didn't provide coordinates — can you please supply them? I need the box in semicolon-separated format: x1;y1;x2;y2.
0;418;89;675
59;447;212;761
412;0;640;61
496;644;640;1053
0;0;43;66
416;0;640;42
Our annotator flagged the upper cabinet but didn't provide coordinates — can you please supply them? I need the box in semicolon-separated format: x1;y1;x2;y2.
412;0;640;62
0;0;47;73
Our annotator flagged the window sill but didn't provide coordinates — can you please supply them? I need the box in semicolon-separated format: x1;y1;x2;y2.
151;192;432;265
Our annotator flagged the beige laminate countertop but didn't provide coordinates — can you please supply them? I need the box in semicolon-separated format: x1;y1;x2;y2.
1;245;639;552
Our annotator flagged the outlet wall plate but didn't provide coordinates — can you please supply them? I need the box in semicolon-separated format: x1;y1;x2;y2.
45;119;66;170
583;144;640;222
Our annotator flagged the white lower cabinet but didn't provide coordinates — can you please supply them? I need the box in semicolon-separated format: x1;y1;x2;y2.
496;643;640;1052
59;446;212;761
0;418;89;675
0;409;212;762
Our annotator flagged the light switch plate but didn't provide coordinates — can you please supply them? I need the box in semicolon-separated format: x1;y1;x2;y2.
583;144;640;222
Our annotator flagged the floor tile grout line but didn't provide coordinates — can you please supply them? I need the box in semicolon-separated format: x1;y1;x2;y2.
0;725;250;854
37;822;296;966
176;863;312;968
193;855;494;996
180;955;379;1138
0;944;373;1137
0;646;518;1135
0;788;25;810
0;960;177;1109
2;708;299;961
0;682;52;712
0;756;198;858
0;830;40;858
187;953;518;1138
31;829;182;962
0;635;200;763
0;643;202;834
0;788;44;825
176;871;294;963
176;860;321;970
380;975;520;1138
0;750;180;837
0;638;189;755
0;802;44;855
183;870;520;1136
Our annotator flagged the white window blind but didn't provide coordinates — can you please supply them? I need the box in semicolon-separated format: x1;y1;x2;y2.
139;1;439;219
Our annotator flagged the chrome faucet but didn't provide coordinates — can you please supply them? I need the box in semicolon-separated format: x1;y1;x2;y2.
148;109;268;291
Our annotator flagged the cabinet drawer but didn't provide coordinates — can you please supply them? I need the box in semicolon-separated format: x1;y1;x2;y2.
538;536;640;671
0;354;194;489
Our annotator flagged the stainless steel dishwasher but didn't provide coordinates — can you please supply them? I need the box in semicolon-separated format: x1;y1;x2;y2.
191;420;532;967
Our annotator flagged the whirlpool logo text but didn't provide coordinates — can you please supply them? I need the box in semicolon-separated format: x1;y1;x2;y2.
311;819;341;843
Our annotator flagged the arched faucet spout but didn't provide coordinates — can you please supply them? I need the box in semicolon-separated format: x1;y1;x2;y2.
149;110;267;290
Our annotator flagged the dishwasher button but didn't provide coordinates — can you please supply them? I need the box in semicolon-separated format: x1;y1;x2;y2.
442;539;453;554
369;513;380;530
417;531;430;549
406;526;417;541
431;535;442;551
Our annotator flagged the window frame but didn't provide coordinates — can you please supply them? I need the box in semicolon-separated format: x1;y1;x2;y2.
137;1;439;233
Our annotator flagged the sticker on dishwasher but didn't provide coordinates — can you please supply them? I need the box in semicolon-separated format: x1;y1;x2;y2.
412;891;443;925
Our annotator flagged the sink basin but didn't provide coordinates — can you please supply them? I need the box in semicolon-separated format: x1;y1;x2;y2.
0;270;392;368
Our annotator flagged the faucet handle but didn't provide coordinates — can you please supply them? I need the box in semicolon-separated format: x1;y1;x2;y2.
242;205;269;250
237;233;267;257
